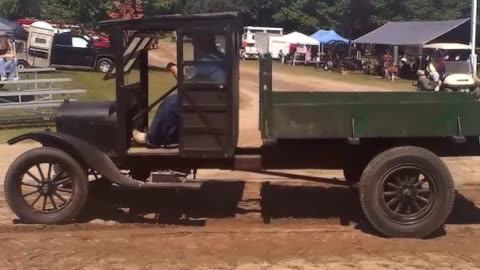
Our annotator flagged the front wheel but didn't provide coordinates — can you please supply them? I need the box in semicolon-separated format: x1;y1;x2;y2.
4;147;89;224
96;58;114;73
359;146;455;238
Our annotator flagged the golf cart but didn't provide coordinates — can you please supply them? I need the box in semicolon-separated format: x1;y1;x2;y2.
6;12;480;238
416;43;479;92
240;38;259;60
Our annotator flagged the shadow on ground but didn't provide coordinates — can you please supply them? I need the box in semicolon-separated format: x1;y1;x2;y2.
447;191;480;225
76;180;246;226
73;175;480;237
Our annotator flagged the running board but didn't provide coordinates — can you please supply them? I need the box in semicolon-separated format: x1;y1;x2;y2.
106;172;202;190
138;181;203;190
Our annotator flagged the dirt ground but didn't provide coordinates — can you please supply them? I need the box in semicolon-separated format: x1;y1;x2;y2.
0;46;480;269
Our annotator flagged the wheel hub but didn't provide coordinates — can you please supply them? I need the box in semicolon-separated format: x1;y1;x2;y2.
100;62;110;72
380;166;437;225
402;188;413;198
39;183;54;196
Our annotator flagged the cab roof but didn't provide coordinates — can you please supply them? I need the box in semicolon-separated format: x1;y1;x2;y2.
100;12;242;32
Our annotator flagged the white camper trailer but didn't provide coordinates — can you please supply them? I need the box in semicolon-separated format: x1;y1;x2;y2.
16;21;55;69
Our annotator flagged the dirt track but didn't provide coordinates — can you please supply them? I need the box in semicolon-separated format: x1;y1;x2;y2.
0;47;480;269
1;144;480;269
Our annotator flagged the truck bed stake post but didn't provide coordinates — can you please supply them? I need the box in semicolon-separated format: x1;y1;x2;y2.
348;117;360;145
453;115;467;144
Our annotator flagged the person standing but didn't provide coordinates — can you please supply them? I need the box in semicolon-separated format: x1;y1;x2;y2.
383;50;393;79
426;59;440;91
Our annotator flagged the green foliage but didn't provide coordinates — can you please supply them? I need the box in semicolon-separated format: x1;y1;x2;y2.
0;0;476;37
0;0;17;19
143;0;176;16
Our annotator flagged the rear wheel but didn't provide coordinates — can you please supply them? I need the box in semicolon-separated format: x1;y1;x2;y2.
4;147;89;224
96;58;114;73
359;146;455;238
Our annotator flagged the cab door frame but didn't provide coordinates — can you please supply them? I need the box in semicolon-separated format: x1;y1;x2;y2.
177;25;239;159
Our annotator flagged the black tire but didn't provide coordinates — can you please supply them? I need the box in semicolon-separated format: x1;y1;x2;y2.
96;58;114;73
4;147;89;224
17;60;30;70
359;146;455;238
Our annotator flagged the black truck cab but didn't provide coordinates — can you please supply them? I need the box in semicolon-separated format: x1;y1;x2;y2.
51;32;115;73
56;13;242;164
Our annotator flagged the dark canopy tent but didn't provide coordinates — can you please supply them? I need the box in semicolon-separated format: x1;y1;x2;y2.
310;30;349;44
354;18;470;46
0;18;28;40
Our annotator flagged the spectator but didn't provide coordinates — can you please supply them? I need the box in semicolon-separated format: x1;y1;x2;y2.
426;59;440;91
438;56;447;80
0;36;19;81
399;58;413;79
280;50;286;64
383;49;393;79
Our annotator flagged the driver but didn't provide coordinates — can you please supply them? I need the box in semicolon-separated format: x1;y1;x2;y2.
133;33;226;148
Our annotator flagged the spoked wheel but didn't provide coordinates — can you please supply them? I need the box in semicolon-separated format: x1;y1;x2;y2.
360;147;455;238
379;166;436;225
4;147;88;224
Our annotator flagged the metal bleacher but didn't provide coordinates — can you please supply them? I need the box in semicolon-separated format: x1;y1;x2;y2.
0;68;86;128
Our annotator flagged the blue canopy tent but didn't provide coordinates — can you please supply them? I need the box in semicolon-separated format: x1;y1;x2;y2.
310;30;350;55
0;17;28;40
310;30;349;44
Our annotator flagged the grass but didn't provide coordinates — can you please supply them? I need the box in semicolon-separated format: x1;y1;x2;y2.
0;69;176;143
243;60;415;91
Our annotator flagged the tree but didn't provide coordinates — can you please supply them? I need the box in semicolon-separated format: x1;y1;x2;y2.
0;0;17;19
271;0;320;33
404;0;471;21
15;0;42;19
143;0;176;16
0;0;475;39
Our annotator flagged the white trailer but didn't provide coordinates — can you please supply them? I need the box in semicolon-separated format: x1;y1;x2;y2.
241;26;284;60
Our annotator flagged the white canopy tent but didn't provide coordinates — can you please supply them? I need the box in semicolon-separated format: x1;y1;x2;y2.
269;31;320;59
270;31;320;45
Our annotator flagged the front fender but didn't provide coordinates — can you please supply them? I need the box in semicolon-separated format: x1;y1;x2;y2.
8;132;145;188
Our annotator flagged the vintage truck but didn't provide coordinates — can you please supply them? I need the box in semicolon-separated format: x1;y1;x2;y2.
4;12;480;238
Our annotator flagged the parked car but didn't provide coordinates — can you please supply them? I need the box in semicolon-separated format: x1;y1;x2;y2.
87;30;112;49
51;33;115;73
92;36;111;49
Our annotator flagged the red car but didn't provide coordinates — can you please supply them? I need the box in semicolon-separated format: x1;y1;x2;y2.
88;31;111;49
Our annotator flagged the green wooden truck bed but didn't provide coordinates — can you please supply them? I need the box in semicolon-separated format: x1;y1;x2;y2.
259;57;480;141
